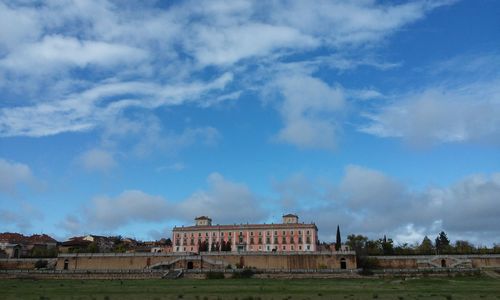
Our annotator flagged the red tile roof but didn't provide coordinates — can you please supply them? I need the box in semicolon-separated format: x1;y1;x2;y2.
0;232;58;244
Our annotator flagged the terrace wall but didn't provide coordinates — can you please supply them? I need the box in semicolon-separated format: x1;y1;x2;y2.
372;255;500;269
55;252;357;271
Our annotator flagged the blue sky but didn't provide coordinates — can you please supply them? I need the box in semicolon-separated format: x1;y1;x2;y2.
1;0;499;246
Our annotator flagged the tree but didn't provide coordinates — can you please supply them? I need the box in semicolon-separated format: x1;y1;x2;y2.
435;231;450;254
418;236;434;255
346;234;368;255
335;225;341;251
454;240;475;254
380;235;394;255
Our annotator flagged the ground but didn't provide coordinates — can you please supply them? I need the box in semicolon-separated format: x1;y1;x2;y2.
2;276;500;300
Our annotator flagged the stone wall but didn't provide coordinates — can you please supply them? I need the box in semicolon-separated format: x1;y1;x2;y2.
0;258;56;270
55;252;357;271
372;255;500;269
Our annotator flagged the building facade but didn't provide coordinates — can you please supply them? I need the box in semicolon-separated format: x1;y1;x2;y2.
172;214;318;253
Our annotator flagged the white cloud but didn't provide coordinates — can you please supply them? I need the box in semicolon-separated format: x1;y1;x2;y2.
78;148;116;173
85;190;172;231
177;173;266;224
187;23;318;66
272;166;500;245
0;73;233;137
274;74;345;150
0;0;451;140
0;158;35;194
1;35;148;74
361;80;500;146
61;173;265;233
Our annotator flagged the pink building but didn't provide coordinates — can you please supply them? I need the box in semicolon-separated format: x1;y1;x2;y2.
172;214;318;253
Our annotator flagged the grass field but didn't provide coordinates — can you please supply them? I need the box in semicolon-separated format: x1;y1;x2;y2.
2;276;500;300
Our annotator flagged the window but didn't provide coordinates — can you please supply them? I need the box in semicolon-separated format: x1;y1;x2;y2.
239;231;243;236
290;237;294;243
274;231;278;235
274;237;278;244
282;246;286;250
184;233;187;237
250;237;254;244
282;231;286;235
250;232;254;236
205;232;208;236
259;246;262;250
258;237;262;244
299;237;303;243
299;245;302;250
298;231;301;235
306;230;310;235
190;239;194;245
198;233;201;237
176;233;180;238
291;230;294;235
259;231;262;236
229;232;232;236
307;245;310;250
220;232;224;236
266;237;270;244
176;247;179;251
282;237;287;244
267;231;270;236
306;237;311;244
239;237;243;243
291;245;294;251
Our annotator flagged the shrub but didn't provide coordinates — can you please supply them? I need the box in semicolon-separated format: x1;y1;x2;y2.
34;260;48;269
206;271;225;279
232;268;255;279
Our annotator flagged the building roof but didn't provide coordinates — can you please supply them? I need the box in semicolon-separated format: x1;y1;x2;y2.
195;216;212;220
283;213;299;218
173;222;317;232
61;237;92;247
0;232;58;244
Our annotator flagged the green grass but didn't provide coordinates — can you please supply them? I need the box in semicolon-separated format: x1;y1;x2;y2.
2;276;499;300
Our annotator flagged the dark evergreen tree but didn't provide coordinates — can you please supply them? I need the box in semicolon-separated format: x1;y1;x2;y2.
381;235;394;255
335;225;341;251
435;231;450;254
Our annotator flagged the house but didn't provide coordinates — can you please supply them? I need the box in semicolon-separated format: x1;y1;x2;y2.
0;233;58;257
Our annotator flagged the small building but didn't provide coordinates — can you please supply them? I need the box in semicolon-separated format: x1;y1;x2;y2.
0;243;22;258
172;214;318;253
0;232;58;257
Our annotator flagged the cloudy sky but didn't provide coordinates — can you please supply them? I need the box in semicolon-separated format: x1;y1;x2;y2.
1;0;499;246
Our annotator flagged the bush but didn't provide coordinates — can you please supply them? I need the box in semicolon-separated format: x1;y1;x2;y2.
205;271;225;279
232;268;255;279
34;260;48;269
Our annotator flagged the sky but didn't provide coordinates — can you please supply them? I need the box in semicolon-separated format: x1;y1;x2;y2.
0;0;499;246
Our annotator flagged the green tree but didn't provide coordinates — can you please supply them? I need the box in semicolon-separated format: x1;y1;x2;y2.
380;235;394;255
346;234;368;255
454;240;475;254
418;236;434;255
435;231;450;254
335;225;341;251
365;240;382;255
